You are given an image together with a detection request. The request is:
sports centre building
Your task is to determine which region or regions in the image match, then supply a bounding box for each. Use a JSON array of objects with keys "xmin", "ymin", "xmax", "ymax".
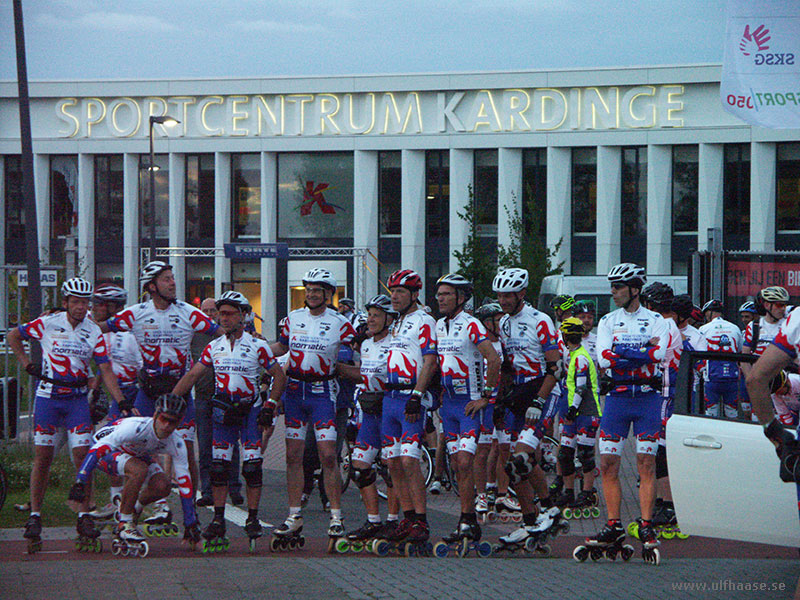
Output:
[{"xmin": 1, "ymin": 64, "xmax": 799, "ymax": 338}]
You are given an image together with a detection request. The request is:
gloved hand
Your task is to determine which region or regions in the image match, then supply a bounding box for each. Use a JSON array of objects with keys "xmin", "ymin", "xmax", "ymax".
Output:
[
  {"xmin": 525, "ymin": 397, "xmax": 545, "ymax": 422},
  {"xmin": 565, "ymin": 405, "xmax": 579, "ymax": 422},
  {"xmin": 183, "ymin": 522, "xmax": 201, "ymax": 545},
  {"xmin": 257, "ymin": 403, "xmax": 275, "ymax": 428},
  {"xmin": 68, "ymin": 481, "xmax": 86, "ymax": 503},
  {"xmin": 25, "ymin": 363, "xmax": 43, "ymax": 378}
]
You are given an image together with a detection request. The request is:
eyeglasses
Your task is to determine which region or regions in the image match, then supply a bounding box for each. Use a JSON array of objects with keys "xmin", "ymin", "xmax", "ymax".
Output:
[
  {"xmin": 611, "ymin": 283, "xmax": 627, "ymax": 290},
  {"xmin": 305, "ymin": 287, "xmax": 325, "ymax": 295}
]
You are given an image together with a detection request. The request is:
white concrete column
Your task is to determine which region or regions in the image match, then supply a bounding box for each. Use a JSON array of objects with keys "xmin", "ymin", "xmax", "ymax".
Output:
[
  {"xmin": 449, "ymin": 149, "xmax": 473, "ymax": 272},
  {"xmin": 34, "ymin": 154, "xmax": 50, "ymax": 264},
  {"xmin": 596, "ymin": 146, "xmax": 622, "ymax": 274},
  {"xmin": 354, "ymin": 150, "xmax": 379, "ymax": 300},
  {"xmin": 260, "ymin": 151, "xmax": 278, "ymax": 341},
  {"xmin": 214, "ymin": 152, "xmax": 231, "ymax": 296},
  {"xmin": 750, "ymin": 142, "xmax": 776, "ymax": 252},
  {"xmin": 697, "ymin": 143, "xmax": 724, "ymax": 251},
  {"xmin": 401, "ymin": 150, "xmax": 426, "ymax": 281},
  {"xmin": 77, "ymin": 154, "xmax": 95, "ymax": 281},
  {"xmin": 498, "ymin": 148, "xmax": 523, "ymax": 252},
  {"xmin": 647, "ymin": 145, "xmax": 672, "ymax": 275},
  {"xmin": 547, "ymin": 147, "xmax": 571, "ymax": 274},
  {"xmin": 168, "ymin": 153, "xmax": 186, "ymax": 300},
  {"xmin": 123, "ymin": 154, "xmax": 140, "ymax": 304},
  {"xmin": 0, "ymin": 156, "xmax": 6, "ymax": 326}
]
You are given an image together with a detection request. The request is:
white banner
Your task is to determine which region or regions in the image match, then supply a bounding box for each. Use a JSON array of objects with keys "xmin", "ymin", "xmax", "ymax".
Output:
[{"xmin": 721, "ymin": 0, "xmax": 800, "ymax": 129}]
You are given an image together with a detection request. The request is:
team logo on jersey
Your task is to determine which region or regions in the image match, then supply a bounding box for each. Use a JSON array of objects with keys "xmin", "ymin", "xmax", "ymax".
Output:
[{"xmin": 319, "ymin": 322, "xmax": 331, "ymax": 332}]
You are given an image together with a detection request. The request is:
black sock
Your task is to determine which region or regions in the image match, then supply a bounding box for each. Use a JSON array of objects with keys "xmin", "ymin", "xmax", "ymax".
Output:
[
  {"xmin": 462, "ymin": 512, "xmax": 477, "ymax": 525},
  {"xmin": 403, "ymin": 510, "xmax": 415, "ymax": 521},
  {"xmin": 523, "ymin": 512, "xmax": 537, "ymax": 526},
  {"xmin": 540, "ymin": 495, "xmax": 553, "ymax": 509},
  {"xmin": 248, "ymin": 509, "xmax": 258, "ymax": 520},
  {"xmin": 415, "ymin": 513, "xmax": 427, "ymax": 523},
  {"xmin": 214, "ymin": 506, "xmax": 225, "ymax": 521}
]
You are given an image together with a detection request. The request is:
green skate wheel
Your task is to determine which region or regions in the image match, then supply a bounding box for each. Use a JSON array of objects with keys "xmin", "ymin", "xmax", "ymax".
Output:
[
  {"xmin": 350, "ymin": 541, "xmax": 364, "ymax": 553},
  {"xmin": 335, "ymin": 538, "xmax": 350, "ymax": 553},
  {"xmin": 591, "ymin": 507, "xmax": 601, "ymax": 518},
  {"xmin": 676, "ymin": 531, "xmax": 689, "ymax": 540},
  {"xmin": 249, "ymin": 537, "xmax": 257, "ymax": 553},
  {"xmin": 582, "ymin": 508, "xmax": 592, "ymax": 519},
  {"xmin": 563, "ymin": 508, "xmax": 572, "ymax": 519},
  {"xmin": 661, "ymin": 528, "xmax": 675, "ymax": 540}
]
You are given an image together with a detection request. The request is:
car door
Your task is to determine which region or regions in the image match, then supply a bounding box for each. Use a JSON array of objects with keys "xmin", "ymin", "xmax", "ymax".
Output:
[{"xmin": 666, "ymin": 349, "xmax": 800, "ymax": 547}]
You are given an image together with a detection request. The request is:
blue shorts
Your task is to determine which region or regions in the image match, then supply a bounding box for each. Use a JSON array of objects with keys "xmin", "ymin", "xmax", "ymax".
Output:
[
  {"xmin": 440, "ymin": 393, "xmax": 480, "ymax": 455},
  {"xmin": 704, "ymin": 379, "xmax": 739, "ymax": 418},
  {"xmin": 477, "ymin": 403, "xmax": 494, "ymax": 444},
  {"xmin": 555, "ymin": 387, "xmax": 569, "ymax": 424},
  {"xmin": 34, "ymin": 393, "xmax": 93, "ymax": 447},
  {"xmin": 353, "ymin": 411, "xmax": 382, "ymax": 465},
  {"xmin": 212, "ymin": 404, "xmax": 262, "ymax": 462},
  {"xmin": 134, "ymin": 388, "xmax": 196, "ymax": 441},
  {"xmin": 598, "ymin": 391, "xmax": 661, "ymax": 455},
  {"xmin": 561, "ymin": 415, "xmax": 601, "ymax": 448},
  {"xmin": 106, "ymin": 385, "xmax": 139, "ymax": 421},
  {"xmin": 517, "ymin": 392, "xmax": 559, "ymax": 450},
  {"xmin": 283, "ymin": 383, "xmax": 337, "ymax": 443},
  {"xmin": 381, "ymin": 391, "xmax": 425, "ymax": 460}
]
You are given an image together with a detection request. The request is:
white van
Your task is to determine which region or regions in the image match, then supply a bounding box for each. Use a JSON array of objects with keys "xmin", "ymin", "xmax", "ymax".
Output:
[{"xmin": 537, "ymin": 274, "xmax": 689, "ymax": 323}]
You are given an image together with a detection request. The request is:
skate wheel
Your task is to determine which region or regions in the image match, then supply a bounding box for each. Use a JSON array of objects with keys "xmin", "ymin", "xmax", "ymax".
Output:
[
  {"xmin": 139, "ymin": 541, "xmax": 149, "ymax": 558},
  {"xmin": 374, "ymin": 540, "xmax": 390, "ymax": 557},
  {"xmin": 582, "ymin": 508, "xmax": 592, "ymax": 519},
  {"xmin": 573, "ymin": 545, "xmax": 589, "ymax": 562},
  {"xmin": 606, "ymin": 547, "xmax": 617, "ymax": 561},
  {"xmin": 589, "ymin": 547, "xmax": 603, "ymax": 561},
  {"xmin": 112, "ymin": 540, "xmax": 122, "ymax": 556},
  {"xmin": 591, "ymin": 507, "xmax": 601, "ymax": 518},
  {"xmin": 433, "ymin": 541, "xmax": 450, "ymax": 558},
  {"xmin": 512, "ymin": 514, "xmax": 522, "ymax": 523},
  {"xmin": 122, "ymin": 545, "xmax": 130, "ymax": 557},
  {"xmin": 487, "ymin": 511, "xmax": 497, "ymax": 523},
  {"xmin": 524, "ymin": 536, "xmax": 538, "ymax": 553},
  {"xmin": 661, "ymin": 529, "xmax": 675, "ymax": 540},
  {"xmin": 643, "ymin": 547, "xmax": 661, "ymax": 565},
  {"xmin": 171, "ymin": 524, "xmax": 180, "ymax": 535},
  {"xmin": 621, "ymin": 544, "xmax": 635, "ymax": 561},
  {"xmin": 269, "ymin": 537, "xmax": 280, "ymax": 552},
  {"xmin": 560, "ymin": 521, "xmax": 570, "ymax": 535},
  {"xmin": 335, "ymin": 538, "xmax": 350, "ymax": 553},
  {"xmin": 476, "ymin": 541, "xmax": 492, "ymax": 558},
  {"xmin": 404, "ymin": 543, "xmax": 417, "ymax": 558},
  {"xmin": 298, "ymin": 536, "xmax": 306, "ymax": 548},
  {"xmin": 677, "ymin": 531, "xmax": 689, "ymax": 540},
  {"xmin": 498, "ymin": 514, "xmax": 508, "ymax": 523},
  {"xmin": 562, "ymin": 508, "xmax": 572, "ymax": 520},
  {"xmin": 94, "ymin": 539, "xmax": 103, "ymax": 553},
  {"xmin": 350, "ymin": 541, "xmax": 363, "ymax": 553},
  {"xmin": 457, "ymin": 539, "xmax": 470, "ymax": 558},
  {"xmin": 537, "ymin": 543, "xmax": 552, "ymax": 558},
  {"xmin": 289, "ymin": 537, "xmax": 298, "ymax": 550},
  {"xmin": 144, "ymin": 525, "xmax": 152, "ymax": 537}
]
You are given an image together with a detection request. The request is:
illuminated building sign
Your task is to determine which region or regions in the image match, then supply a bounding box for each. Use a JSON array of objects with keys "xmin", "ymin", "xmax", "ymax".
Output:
[{"xmin": 54, "ymin": 85, "xmax": 686, "ymax": 138}]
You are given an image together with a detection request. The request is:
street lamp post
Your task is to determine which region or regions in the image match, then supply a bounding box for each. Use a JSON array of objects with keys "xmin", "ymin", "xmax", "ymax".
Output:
[{"xmin": 148, "ymin": 115, "xmax": 180, "ymax": 260}]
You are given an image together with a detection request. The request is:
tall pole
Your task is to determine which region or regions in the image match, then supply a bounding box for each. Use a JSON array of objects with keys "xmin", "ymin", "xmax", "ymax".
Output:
[{"xmin": 149, "ymin": 118, "xmax": 156, "ymax": 259}]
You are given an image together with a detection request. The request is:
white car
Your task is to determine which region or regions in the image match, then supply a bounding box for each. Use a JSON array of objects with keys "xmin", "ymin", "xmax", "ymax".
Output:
[{"xmin": 666, "ymin": 351, "xmax": 800, "ymax": 547}]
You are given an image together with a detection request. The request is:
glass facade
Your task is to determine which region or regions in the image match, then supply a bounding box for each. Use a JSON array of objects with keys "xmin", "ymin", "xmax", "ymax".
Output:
[
  {"xmin": 186, "ymin": 154, "xmax": 215, "ymax": 247},
  {"xmin": 473, "ymin": 150, "xmax": 498, "ymax": 253},
  {"xmin": 571, "ymin": 147, "xmax": 597, "ymax": 275},
  {"xmin": 777, "ymin": 142, "xmax": 800, "ymax": 251},
  {"xmin": 723, "ymin": 144, "xmax": 750, "ymax": 251},
  {"xmin": 671, "ymin": 145, "xmax": 699, "ymax": 274},
  {"xmin": 621, "ymin": 147, "xmax": 647, "ymax": 266},
  {"xmin": 378, "ymin": 151, "xmax": 401, "ymax": 286},
  {"xmin": 50, "ymin": 155, "xmax": 78, "ymax": 265},
  {"xmin": 425, "ymin": 150, "xmax": 449, "ymax": 306},
  {"xmin": 95, "ymin": 155, "xmax": 124, "ymax": 282},
  {"xmin": 186, "ymin": 259, "xmax": 215, "ymax": 306},
  {"xmin": 232, "ymin": 153, "xmax": 261, "ymax": 239},
  {"xmin": 522, "ymin": 148, "xmax": 547, "ymax": 239},
  {"xmin": 4, "ymin": 156, "xmax": 24, "ymax": 264},
  {"xmin": 138, "ymin": 154, "xmax": 169, "ymax": 248}
]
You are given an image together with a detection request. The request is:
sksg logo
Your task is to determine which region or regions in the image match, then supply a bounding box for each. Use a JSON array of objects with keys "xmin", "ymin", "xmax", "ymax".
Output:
[{"xmin": 754, "ymin": 53, "xmax": 795, "ymax": 65}]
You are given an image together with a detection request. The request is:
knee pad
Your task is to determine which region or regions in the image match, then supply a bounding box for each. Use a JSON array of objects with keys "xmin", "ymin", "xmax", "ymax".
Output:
[
  {"xmin": 242, "ymin": 459, "xmax": 263, "ymax": 488},
  {"xmin": 349, "ymin": 466, "xmax": 377, "ymax": 489},
  {"xmin": 655, "ymin": 445, "xmax": 668, "ymax": 479},
  {"xmin": 210, "ymin": 459, "xmax": 230, "ymax": 487},
  {"xmin": 577, "ymin": 445, "xmax": 595, "ymax": 474},
  {"xmin": 504, "ymin": 453, "xmax": 534, "ymax": 485},
  {"xmin": 557, "ymin": 445, "xmax": 576, "ymax": 477}
]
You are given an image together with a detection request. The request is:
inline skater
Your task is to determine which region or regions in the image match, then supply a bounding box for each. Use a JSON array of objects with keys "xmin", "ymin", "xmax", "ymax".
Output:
[
  {"xmin": 580, "ymin": 263, "xmax": 668, "ymax": 565},
  {"xmin": 555, "ymin": 318, "xmax": 601, "ymax": 520},
  {"xmin": 172, "ymin": 291, "xmax": 286, "ymax": 551},
  {"xmin": 574, "ymin": 300, "xmax": 598, "ymax": 364},
  {"xmin": 338, "ymin": 297, "xmax": 364, "ymax": 327},
  {"xmin": 739, "ymin": 301, "xmax": 758, "ymax": 330},
  {"xmin": 491, "ymin": 268, "xmax": 564, "ymax": 552},
  {"xmin": 382, "ymin": 269, "xmax": 438, "ymax": 552},
  {"xmin": 769, "ymin": 370, "xmax": 800, "ymax": 427},
  {"xmin": 670, "ymin": 295, "xmax": 703, "ymax": 414},
  {"xmin": 335, "ymin": 294, "xmax": 403, "ymax": 550},
  {"xmin": 434, "ymin": 274, "xmax": 500, "ymax": 551},
  {"xmin": 548, "ymin": 294, "xmax": 574, "ymax": 499},
  {"xmin": 270, "ymin": 269, "xmax": 356, "ymax": 549},
  {"xmin": 68, "ymin": 394, "xmax": 202, "ymax": 557},
  {"xmin": 698, "ymin": 300, "xmax": 743, "ymax": 419},
  {"xmin": 8, "ymin": 277, "xmax": 128, "ymax": 553},
  {"xmin": 100, "ymin": 261, "xmax": 220, "ymax": 526}
]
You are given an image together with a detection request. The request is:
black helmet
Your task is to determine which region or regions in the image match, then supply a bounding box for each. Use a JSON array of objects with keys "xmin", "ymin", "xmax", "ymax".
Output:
[
  {"xmin": 770, "ymin": 370, "xmax": 788, "ymax": 394},
  {"xmin": 550, "ymin": 295, "xmax": 575, "ymax": 313},
  {"xmin": 154, "ymin": 394, "xmax": 187, "ymax": 419},
  {"xmin": 574, "ymin": 300, "xmax": 596, "ymax": 315},
  {"xmin": 702, "ymin": 299, "xmax": 724, "ymax": 314},
  {"xmin": 475, "ymin": 302, "xmax": 503, "ymax": 321},
  {"xmin": 671, "ymin": 294, "xmax": 694, "ymax": 320},
  {"xmin": 436, "ymin": 273, "xmax": 474, "ymax": 301},
  {"xmin": 642, "ymin": 282, "xmax": 674, "ymax": 312},
  {"xmin": 365, "ymin": 294, "xmax": 398, "ymax": 317}
]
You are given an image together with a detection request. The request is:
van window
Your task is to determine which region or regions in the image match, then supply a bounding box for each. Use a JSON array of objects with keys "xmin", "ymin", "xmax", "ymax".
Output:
[{"xmin": 574, "ymin": 294, "xmax": 614, "ymax": 324}]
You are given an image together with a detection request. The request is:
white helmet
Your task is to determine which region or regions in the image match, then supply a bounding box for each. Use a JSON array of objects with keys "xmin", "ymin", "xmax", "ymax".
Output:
[
  {"xmin": 93, "ymin": 285, "xmax": 128, "ymax": 304},
  {"xmin": 607, "ymin": 263, "xmax": 646, "ymax": 288},
  {"xmin": 365, "ymin": 294, "xmax": 398, "ymax": 317},
  {"xmin": 302, "ymin": 268, "xmax": 337, "ymax": 290},
  {"xmin": 759, "ymin": 286, "xmax": 790, "ymax": 303},
  {"xmin": 215, "ymin": 290, "xmax": 250, "ymax": 312},
  {"xmin": 140, "ymin": 261, "xmax": 172, "ymax": 287},
  {"xmin": 62, "ymin": 277, "xmax": 93, "ymax": 299},
  {"xmin": 492, "ymin": 268, "xmax": 529, "ymax": 293}
]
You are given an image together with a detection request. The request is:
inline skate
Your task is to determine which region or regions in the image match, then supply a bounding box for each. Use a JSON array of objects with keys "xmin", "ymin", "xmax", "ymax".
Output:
[
  {"xmin": 651, "ymin": 502, "xmax": 688, "ymax": 540},
  {"xmin": 373, "ymin": 518, "xmax": 431, "ymax": 556},
  {"xmin": 335, "ymin": 520, "xmax": 383, "ymax": 553},
  {"xmin": 434, "ymin": 520, "xmax": 492, "ymax": 558},
  {"xmin": 112, "ymin": 522, "xmax": 149, "ymax": 557},
  {"xmin": 554, "ymin": 489, "xmax": 574, "ymax": 518},
  {"xmin": 638, "ymin": 521, "xmax": 661, "ymax": 564},
  {"xmin": 244, "ymin": 516, "xmax": 263, "ymax": 553},
  {"xmin": 75, "ymin": 514, "xmax": 102, "ymax": 553},
  {"xmin": 23, "ymin": 514, "xmax": 43, "ymax": 554},
  {"xmin": 271, "ymin": 514, "xmax": 305, "ymax": 551},
  {"xmin": 486, "ymin": 494, "xmax": 522, "ymax": 523},
  {"xmin": 143, "ymin": 502, "xmax": 179, "ymax": 537},
  {"xmin": 327, "ymin": 515, "xmax": 345, "ymax": 553},
  {"xmin": 573, "ymin": 521, "xmax": 634, "ymax": 562},
  {"xmin": 565, "ymin": 488, "xmax": 601, "ymax": 520},
  {"xmin": 201, "ymin": 518, "xmax": 230, "ymax": 553},
  {"xmin": 475, "ymin": 493, "xmax": 489, "ymax": 523}
]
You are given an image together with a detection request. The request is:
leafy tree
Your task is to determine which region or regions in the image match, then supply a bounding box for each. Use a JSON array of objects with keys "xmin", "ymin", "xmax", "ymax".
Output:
[{"xmin": 452, "ymin": 186, "xmax": 497, "ymax": 305}]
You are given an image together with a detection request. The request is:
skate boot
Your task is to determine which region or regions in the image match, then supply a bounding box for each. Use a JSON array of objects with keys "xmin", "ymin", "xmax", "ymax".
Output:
[
  {"xmin": 112, "ymin": 521, "xmax": 149, "ymax": 557},
  {"xmin": 568, "ymin": 488, "xmax": 601, "ymax": 520},
  {"xmin": 475, "ymin": 493, "xmax": 489, "ymax": 523},
  {"xmin": 489, "ymin": 494, "xmax": 522, "ymax": 523},
  {"xmin": 201, "ymin": 518, "xmax": 230, "ymax": 553},
  {"xmin": 336, "ymin": 520, "xmax": 382, "ymax": 553},
  {"xmin": 492, "ymin": 523, "xmax": 547, "ymax": 556},
  {"xmin": 143, "ymin": 501, "xmax": 179, "ymax": 537},
  {"xmin": 529, "ymin": 505, "xmax": 569, "ymax": 544},
  {"xmin": 574, "ymin": 520, "xmax": 634, "ymax": 562},
  {"xmin": 638, "ymin": 520, "xmax": 661, "ymax": 565},
  {"xmin": 654, "ymin": 503, "xmax": 687, "ymax": 540},
  {"xmin": 404, "ymin": 520, "xmax": 432, "ymax": 556},
  {"xmin": 485, "ymin": 485, "xmax": 497, "ymax": 510},
  {"xmin": 327, "ymin": 515, "xmax": 345, "ymax": 553},
  {"xmin": 23, "ymin": 514, "xmax": 43, "ymax": 554},
  {"xmin": 428, "ymin": 478, "xmax": 443, "ymax": 495},
  {"xmin": 435, "ymin": 520, "xmax": 491, "ymax": 558},
  {"xmin": 244, "ymin": 516, "xmax": 263, "ymax": 553},
  {"xmin": 89, "ymin": 493, "xmax": 120, "ymax": 521},
  {"xmin": 554, "ymin": 489, "xmax": 575, "ymax": 518},
  {"xmin": 373, "ymin": 517, "xmax": 414, "ymax": 556},
  {"xmin": 548, "ymin": 474, "xmax": 563, "ymax": 497},
  {"xmin": 271, "ymin": 514, "xmax": 305, "ymax": 552},
  {"xmin": 75, "ymin": 514, "xmax": 102, "ymax": 553}
]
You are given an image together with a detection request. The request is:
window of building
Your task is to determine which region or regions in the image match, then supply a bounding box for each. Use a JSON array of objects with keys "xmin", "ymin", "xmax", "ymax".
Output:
[
  {"xmin": 474, "ymin": 150, "xmax": 498, "ymax": 253},
  {"xmin": 95, "ymin": 155, "xmax": 124, "ymax": 282},
  {"xmin": 378, "ymin": 151, "xmax": 401, "ymax": 285},
  {"xmin": 232, "ymin": 261, "xmax": 263, "ymax": 335},
  {"xmin": 522, "ymin": 148, "xmax": 547, "ymax": 239},
  {"xmin": 621, "ymin": 147, "xmax": 647, "ymax": 266},
  {"xmin": 186, "ymin": 154, "xmax": 215, "ymax": 247},
  {"xmin": 723, "ymin": 144, "xmax": 750, "ymax": 251},
  {"xmin": 571, "ymin": 147, "xmax": 597, "ymax": 275},
  {"xmin": 425, "ymin": 150, "xmax": 449, "ymax": 305},
  {"xmin": 4, "ymin": 156, "xmax": 24, "ymax": 264},
  {"xmin": 672, "ymin": 145, "xmax": 699, "ymax": 274},
  {"xmin": 186, "ymin": 259, "xmax": 215, "ymax": 307},
  {"xmin": 139, "ymin": 154, "xmax": 169, "ymax": 249},
  {"xmin": 49, "ymin": 155, "xmax": 78, "ymax": 265},
  {"xmin": 277, "ymin": 152, "xmax": 354, "ymax": 240},
  {"xmin": 777, "ymin": 142, "xmax": 800, "ymax": 251},
  {"xmin": 232, "ymin": 153, "xmax": 261, "ymax": 239}
]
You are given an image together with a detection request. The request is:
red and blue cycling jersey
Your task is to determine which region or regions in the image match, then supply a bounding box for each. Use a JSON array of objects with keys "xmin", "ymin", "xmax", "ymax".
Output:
[
  {"xmin": 436, "ymin": 311, "xmax": 489, "ymax": 400},
  {"xmin": 773, "ymin": 309, "xmax": 800, "ymax": 366},
  {"xmin": 200, "ymin": 331, "xmax": 277, "ymax": 403},
  {"xmin": 697, "ymin": 316, "xmax": 743, "ymax": 381},
  {"xmin": 386, "ymin": 309, "xmax": 437, "ymax": 389},
  {"xmin": 498, "ymin": 304, "xmax": 557, "ymax": 384}
]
